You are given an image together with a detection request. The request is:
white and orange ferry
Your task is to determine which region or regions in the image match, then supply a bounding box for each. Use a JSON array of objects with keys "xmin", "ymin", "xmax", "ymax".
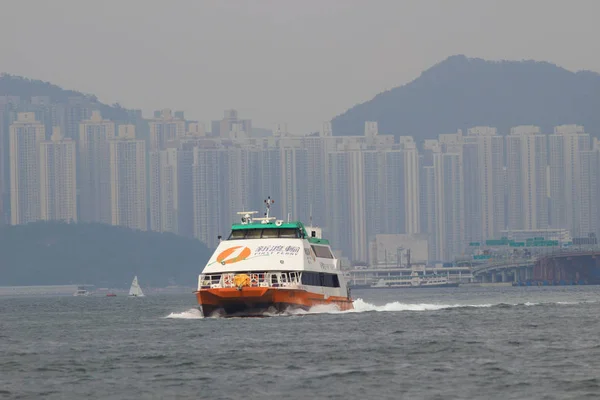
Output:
[{"xmin": 195, "ymin": 198, "xmax": 353, "ymax": 317}]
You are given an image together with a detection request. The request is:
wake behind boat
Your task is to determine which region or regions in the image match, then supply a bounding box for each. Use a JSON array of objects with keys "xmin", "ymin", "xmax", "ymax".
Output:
[
  {"xmin": 195, "ymin": 198, "xmax": 353, "ymax": 317},
  {"xmin": 129, "ymin": 276, "xmax": 145, "ymax": 297}
]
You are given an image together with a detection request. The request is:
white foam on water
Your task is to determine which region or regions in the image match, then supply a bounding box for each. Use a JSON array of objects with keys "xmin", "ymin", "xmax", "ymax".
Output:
[
  {"xmin": 280, "ymin": 299, "xmax": 494, "ymax": 316},
  {"xmin": 305, "ymin": 304, "xmax": 344, "ymax": 314},
  {"xmin": 165, "ymin": 308, "xmax": 204, "ymax": 319},
  {"xmin": 348, "ymin": 298, "xmax": 494, "ymax": 313},
  {"xmin": 347, "ymin": 299, "xmax": 595, "ymax": 313},
  {"xmin": 165, "ymin": 298, "xmax": 589, "ymax": 319},
  {"xmin": 262, "ymin": 304, "xmax": 342, "ymax": 317},
  {"xmin": 285, "ymin": 304, "xmax": 343, "ymax": 315}
]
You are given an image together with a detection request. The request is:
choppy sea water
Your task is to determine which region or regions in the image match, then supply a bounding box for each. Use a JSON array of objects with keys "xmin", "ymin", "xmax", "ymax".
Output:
[{"xmin": 1, "ymin": 286, "xmax": 600, "ymax": 400}]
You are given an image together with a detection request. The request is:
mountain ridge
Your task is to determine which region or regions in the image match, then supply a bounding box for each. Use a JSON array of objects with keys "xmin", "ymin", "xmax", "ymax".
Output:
[
  {"xmin": 0, "ymin": 73, "xmax": 136, "ymax": 122},
  {"xmin": 331, "ymin": 55, "xmax": 600, "ymax": 139}
]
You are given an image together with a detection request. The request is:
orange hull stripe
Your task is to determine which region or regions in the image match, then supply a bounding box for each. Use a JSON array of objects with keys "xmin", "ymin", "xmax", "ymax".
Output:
[{"xmin": 196, "ymin": 288, "xmax": 354, "ymax": 311}]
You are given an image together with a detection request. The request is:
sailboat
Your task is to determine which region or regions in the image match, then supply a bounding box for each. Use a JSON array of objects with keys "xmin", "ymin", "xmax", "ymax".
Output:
[{"xmin": 128, "ymin": 276, "xmax": 145, "ymax": 297}]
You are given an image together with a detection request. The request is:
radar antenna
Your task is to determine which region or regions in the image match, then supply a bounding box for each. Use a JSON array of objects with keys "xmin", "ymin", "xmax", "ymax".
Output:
[{"xmin": 264, "ymin": 196, "xmax": 275, "ymax": 219}]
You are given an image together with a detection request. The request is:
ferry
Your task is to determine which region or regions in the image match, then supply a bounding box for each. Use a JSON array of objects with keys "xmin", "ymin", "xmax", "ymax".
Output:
[
  {"xmin": 370, "ymin": 270, "xmax": 459, "ymax": 289},
  {"xmin": 195, "ymin": 198, "xmax": 353, "ymax": 317},
  {"xmin": 73, "ymin": 286, "xmax": 90, "ymax": 296}
]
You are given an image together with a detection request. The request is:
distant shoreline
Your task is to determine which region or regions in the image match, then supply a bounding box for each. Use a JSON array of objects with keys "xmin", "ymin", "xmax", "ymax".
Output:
[{"xmin": 0, "ymin": 285, "xmax": 196, "ymax": 296}]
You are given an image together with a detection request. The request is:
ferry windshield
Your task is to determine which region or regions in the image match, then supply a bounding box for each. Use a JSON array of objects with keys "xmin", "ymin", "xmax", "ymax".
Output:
[{"xmin": 227, "ymin": 228, "xmax": 302, "ymax": 240}]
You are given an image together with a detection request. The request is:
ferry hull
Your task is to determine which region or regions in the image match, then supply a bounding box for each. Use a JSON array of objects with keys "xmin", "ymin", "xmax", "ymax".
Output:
[{"xmin": 195, "ymin": 287, "xmax": 353, "ymax": 317}]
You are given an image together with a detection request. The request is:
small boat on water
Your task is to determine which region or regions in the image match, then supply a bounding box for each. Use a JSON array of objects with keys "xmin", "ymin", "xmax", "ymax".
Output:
[
  {"xmin": 195, "ymin": 198, "xmax": 353, "ymax": 317},
  {"xmin": 128, "ymin": 276, "xmax": 145, "ymax": 297},
  {"xmin": 106, "ymin": 293, "xmax": 117, "ymax": 297},
  {"xmin": 73, "ymin": 286, "xmax": 90, "ymax": 296}
]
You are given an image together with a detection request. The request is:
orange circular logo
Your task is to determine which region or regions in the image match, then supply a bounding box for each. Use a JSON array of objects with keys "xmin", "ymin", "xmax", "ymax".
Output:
[{"xmin": 216, "ymin": 246, "xmax": 251, "ymax": 265}]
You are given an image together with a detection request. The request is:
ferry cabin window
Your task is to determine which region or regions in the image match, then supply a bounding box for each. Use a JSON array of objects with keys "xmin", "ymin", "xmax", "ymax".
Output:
[
  {"xmin": 261, "ymin": 228, "xmax": 279, "ymax": 238},
  {"xmin": 227, "ymin": 228, "xmax": 301, "ymax": 239},
  {"xmin": 245, "ymin": 229, "xmax": 262, "ymax": 239},
  {"xmin": 332, "ymin": 275, "xmax": 340, "ymax": 287},
  {"xmin": 279, "ymin": 228, "xmax": 299, "ymax": 238},
  {"xmin": 301, "ymin": 272, "xmax": 340, "ymax": 288},
  {"xmin": 230, "ymin": 230, "xmax": 246, "ymax": 239},
  {"xmin": 311, "ymin": 245, "xmax": 333, "ymax": 259}
]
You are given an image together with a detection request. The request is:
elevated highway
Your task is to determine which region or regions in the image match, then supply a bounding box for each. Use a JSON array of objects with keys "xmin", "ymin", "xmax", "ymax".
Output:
[
  {"xmin": 534, "ymin": 250, "xmax": 600, "ymax": 283},
  {"xmin": 471, "ymin": 249, "xmax": 600, "ymax": 284},
  {"xmin": 472, "ymin": 258, "xmax": 535, "ymax": 283}
]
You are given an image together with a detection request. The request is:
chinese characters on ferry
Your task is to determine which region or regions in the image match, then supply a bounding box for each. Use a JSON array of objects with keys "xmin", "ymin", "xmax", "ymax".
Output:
[{"xmin": 254, "ymin": 245, "xmax": 301, "ymax": 256}]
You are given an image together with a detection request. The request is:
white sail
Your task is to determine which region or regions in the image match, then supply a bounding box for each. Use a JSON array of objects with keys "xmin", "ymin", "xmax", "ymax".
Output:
[{"xmin": 128, "ymin": 276, "xmax": 145, "ymax": 297}]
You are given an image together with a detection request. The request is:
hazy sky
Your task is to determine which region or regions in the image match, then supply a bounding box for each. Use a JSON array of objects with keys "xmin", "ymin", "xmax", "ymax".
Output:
[{"xmin": 1, "ymin": 0, "xmax": 599, "ymax": 134}]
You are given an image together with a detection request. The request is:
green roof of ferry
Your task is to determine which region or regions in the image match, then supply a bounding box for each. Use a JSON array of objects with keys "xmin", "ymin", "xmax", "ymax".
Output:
[{"xmin": 231, "ymin": 220, "xmax": 329, "ymax": 245}]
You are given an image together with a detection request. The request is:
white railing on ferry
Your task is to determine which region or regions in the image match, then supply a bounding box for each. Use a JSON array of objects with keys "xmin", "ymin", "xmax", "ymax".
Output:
[{"xmin": 199, "ymin": 272, "xmax": 302, "ymax": 289}]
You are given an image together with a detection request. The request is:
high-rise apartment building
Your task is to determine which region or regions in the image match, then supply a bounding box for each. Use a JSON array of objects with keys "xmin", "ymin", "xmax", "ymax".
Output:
[
  {"xmin": 364, "ymin": 121, "xmax": 379, "ymax": 138},
  {"xmin": 578, "ymin": 145, "xmax": 600, "ymax": 238},
  {"xmin": 28, "ymin": 96, "xmax": 67, "ymax": 140},
  {"xmin": 174, "ymin": 128, "xmax": 217, "ymax": 239},
  {"xmin": 39, "ymin": 128, "xmax": 77, "ymax": 222},
  {"xmin": 400, "ymin": 137, "xmax": 421, "ymax": 235},
  {"xmin": 463, "ymin": 127, "xmax": 505, "ymax": 241},
  {"xmin": 9, "ymin": 112, "xmax": 45, "ymax": 225},
  {"xmin": 174, "ymin": 146, "xmax": 196, "ymax": 239},
  {"xmin": 326, "ymin": 151, "xmax": 351, "ymax": 260},
  {"xmin": 192, "ymin": 147, "xmax": 225, "ymax": 249},
  {"xmin": 548, "ymin": 125, "xmax": 590, "ymax": 235},
  {"xmin": 506, "ymin": 126, "xmax": 548, "ymax": 230},
  {"xmin": 433, "ymin": 150, "xmax": 464, "ymax": 261},
  {"xmin": 149, "ymin": 147, "xmax": 179, "ymax": 233},
  {"xmin": 211, "ymin": 109, "xmax": 252, "ymax": 138},
  {"xmin": 382, "ymin": 150, "xmax": 403, "ymax": 235},
  {"xmin": 0, "ymin": 96, "xmax": 20, "ymax": 222},
  {"xmin": 327, "ymin": 150, "xmax": 368, "ymax": 263},
  {"xmin": 322, "ymin": 122, "xmax": 403, "ymax": 263},
  {"xmin": 280, "ymin": 144, "xmax": 310, "ymax": 223},
  {"xmin": 346, "ymin": 151, "xmax": 369, "ymax": 263},
  {"xmin": 302, "ymin": 122, "xmax": 332, "ymax": 227},
  {"xmin": 192, "ymin": 141, "xmax": 268, "ymax": 248},
  {"xmin": 420, "ymin": 163, "xmax": 437, "ymax": 261},
  {"xmin": 363, "ymin": 149, "xmax": 386, "ymax": 248},
  {"xmin": 65, "ymin": 96, "xmax": 93, "ymax": 140},
  {"xmin": 149, "ymin": 109, "xmax": 186, "ymax": 151},
  {"xmin": 273, "ymin": 123, "xmax": 288, "ymax": 137},
  {"xmin": 462, "ymin": 137, "xmax": 481, "ymax": 242},
  {"xmin": 225, "ymin": 146, "xmax": 253, "ymax": 225},
  {"xmin": 256, "ymin": 146, "xmax": 283, "ymax": 218},
  {"xmin": 425, "ymin": 132, "xmax": 465, "ymax": 261},
  {"xmin": 78, "ymin": 110, "xmax": 115, "ymax": 223},
  {"xmin": 109, "ymin": 125, "xmax": 147, "ymax": 231}
]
